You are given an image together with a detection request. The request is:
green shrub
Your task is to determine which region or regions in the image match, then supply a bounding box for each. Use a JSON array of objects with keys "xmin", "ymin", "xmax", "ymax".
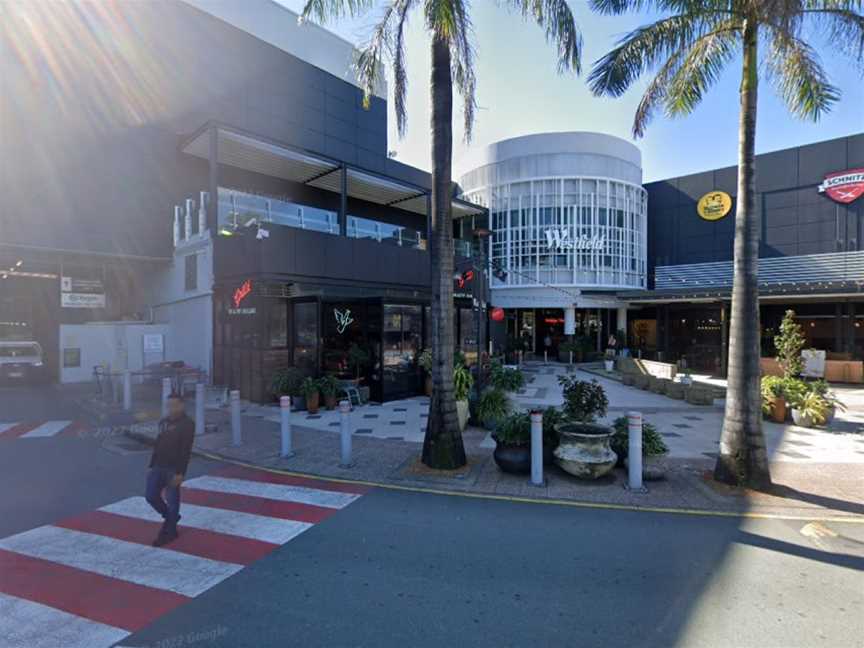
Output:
[
  {"xmin": 477, "ymin": 388, "xmax": 510, "ymax": 425},
  {"xmin": 540, "ymin": 407, "xmax": 565, "ymax": 447},
  {"xmin": 347, "ymin": 343, "xmax": 370, "ymax": 379},
  {"xmin": 610, "ymin": 416, "xmax": 668, "ymax": 460},
  {"xmin": 557, "ymin": 375, "xmax": 608, "ymax": 422},
  {"xmin": 270, "ymin": 367, "xmax": 304, "ymax": 397},
  {"xmin": 775, "ymin": 310, "xmax": 805, "ymax": 379},
  {"xmin": 318, "ymin": 374, "xmax": 340, "ymax": 397},
  {"xmin": 301, "ymin": 376, "xmax": 320, "ymax": 398},
  {"xmin": 493, "ymin": 412, "xmax": 531, "ymax": 447},
  {"xmin": 490, "ymin": 361, "xmax": 525, "ymax": 392},
  {"xmin": 454, "ymin": 364, "xmax": 474, "ymax": 401},
  {"xmin": 418, "ymin": 348, "xmax": 432, "ymax": 372}
]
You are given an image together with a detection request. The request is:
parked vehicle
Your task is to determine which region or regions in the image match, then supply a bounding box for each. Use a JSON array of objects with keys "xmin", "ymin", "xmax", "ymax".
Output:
[{"xmin": 0, "ymin": 341, "xmax": 47, "ymax": 384}]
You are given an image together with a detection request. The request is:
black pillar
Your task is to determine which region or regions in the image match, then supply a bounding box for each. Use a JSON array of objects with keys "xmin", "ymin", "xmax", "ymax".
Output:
[
  {"xmin": 338, "ymin": 165, "xmax": 347, "ymax": 236},
  {"xmin": 207, "ymin": 127, "xmax": 219, "ymax": 231}
]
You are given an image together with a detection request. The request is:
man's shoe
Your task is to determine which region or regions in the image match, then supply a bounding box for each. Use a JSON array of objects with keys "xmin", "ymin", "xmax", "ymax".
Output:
[{"xmin": 152, "ymin": 527, "xmax": 178, "ymax": 547}]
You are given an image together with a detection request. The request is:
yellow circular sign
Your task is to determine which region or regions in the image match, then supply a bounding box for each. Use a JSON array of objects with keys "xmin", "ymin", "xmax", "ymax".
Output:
[{"xmin": 697, "ymin": 191, "xmax": 732, "ymax": 221}]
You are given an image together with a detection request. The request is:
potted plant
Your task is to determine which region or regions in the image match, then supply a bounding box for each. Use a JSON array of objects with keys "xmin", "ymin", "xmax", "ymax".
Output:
[
  {"xmin": 610, "ymin": 416, "xmax": 668, "ymax": 479},
  {"xmin": 302, "ymin": 376, "xmax": 321, "ymax": 414},
  {"xmin": 760, "ymin": 376, "xmax": 787, "ymax": 423},
  {"xmin": 454, "ymin": 363, "xmax": 474, "ymax": 432},
  {"xmin": 319, "ymin": 374, "xmax": 340, "ymax": 410},
  {"xmin": 418, "ymin": 348, "xmax": 433, "ymax": 396},
  {"xmin": 476, "ymin": 387, "xmax": 510, "ymax": 430},
  {"xmin": 347, "ymin": 343, "xmax": 370, "ymax": 383},
  {"xmin": 553, "ymin": 376, "xmax": 615, "ymax": 479},
  {"xmin": 489, "ymin": 361, "xmax": 525, "ymax": 392},
  {"xmin": 540, "ymin": 407, "xmax": 565, "ymax": 465},
  {"xmin": 789, "ymin": 390, "xmax": 829, "ymax": 428},
  {"xmin": 558, "ymin": 339, "xmax": 577, "ymax": 363},
  {"xmin": 809, "ymin": 379, "xmax": 846, "ymax": 424},
  {"xmin": 492, "ymin": 412, "xmax": 531, "ymax": 474},
  {"xmin": 270, "ymin": 367, "xmax": 304, "ymax": 402}
]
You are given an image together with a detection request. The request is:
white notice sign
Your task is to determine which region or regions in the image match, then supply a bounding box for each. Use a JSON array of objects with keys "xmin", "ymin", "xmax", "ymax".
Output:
[
  {"xmin": 61, "ymin": 292, "xmax": 106, "ymax": 309},
  {"xmin": 801, "ymin": 349, "xmax": 826, "ymax": 379},
  {"xmin": 143, "ymin": 334, "xmax": 164, "ymax": 353}
]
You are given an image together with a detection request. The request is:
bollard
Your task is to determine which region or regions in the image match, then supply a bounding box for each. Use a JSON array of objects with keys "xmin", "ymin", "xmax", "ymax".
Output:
[
  {"xmin": 230, "ymin": 390, "xmax": 241, "ymax": 446},
  {"xmin": 339, "ymin": 399, "xmax": 352, "ymax": 467},
  {"xmin": 627, "ymin": 411, "xmax": 644, "ymax": 491},
  {"xmin": 161, "ymin": 377, "xmax": 171, "ymax": 418},
  {"xmin": 280, "ymin": 395, "xmax": 294, "ymax": 458},
  {"xmin": 529, "ymin": 410, "xmax": 544, "ymax": 486},
  {"xmin": 123, "ymin": 370, "xmax": 132, "ymax": 412},
  {"xmin": 569, "ymin": 350, "xmax": 573, "ymax": 366},
  {"xmin": 194, "ymin": 383, "xmax": 205, "ymax": 436},
  {"xmin": 544, "ymin": 350, "xmax": 548, "ymax": 365},
  {"xmin": 517, "ymin": 350, "xmax": 522, "ymax": 367}
]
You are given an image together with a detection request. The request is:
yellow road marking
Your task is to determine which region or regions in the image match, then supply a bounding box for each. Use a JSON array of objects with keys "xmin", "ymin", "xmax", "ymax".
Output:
[{"xmin": 197, "ymin": 451, "xmax": 864, "ymax": 524}]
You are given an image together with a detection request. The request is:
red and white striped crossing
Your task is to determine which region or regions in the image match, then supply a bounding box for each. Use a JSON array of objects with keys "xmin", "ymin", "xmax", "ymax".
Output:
[
  {"xmin": 0, "ymin": 420, "xmax": 90, "ymax": 439},
  {"xmin": 0, "ymin": 465, "xmax": 370, "ymax": 647}
]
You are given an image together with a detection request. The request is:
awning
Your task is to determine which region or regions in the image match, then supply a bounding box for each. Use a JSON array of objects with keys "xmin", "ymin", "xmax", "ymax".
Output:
[
  {"xmin": 181, "ymin": 123, "xmax": 484, "ymax": 218},
  {"xmin": 619, "ymin": 279, "xmax": 864, "ymax": 304}
]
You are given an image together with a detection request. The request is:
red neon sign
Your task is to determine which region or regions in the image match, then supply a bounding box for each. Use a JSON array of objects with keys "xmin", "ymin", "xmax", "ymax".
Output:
[{"xmin": 233, "ymin": 279, "xmax": 252, "ymax": 308}]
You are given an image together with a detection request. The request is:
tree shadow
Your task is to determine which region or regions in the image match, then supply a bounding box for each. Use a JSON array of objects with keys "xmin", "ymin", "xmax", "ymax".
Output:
[
  {"xmin": 754, "ymin": 483, "xmax": 864, "ymax": 516},
  {"xmin": 735, "ymin": 530, "xmax": 864, "ymax": 571}
]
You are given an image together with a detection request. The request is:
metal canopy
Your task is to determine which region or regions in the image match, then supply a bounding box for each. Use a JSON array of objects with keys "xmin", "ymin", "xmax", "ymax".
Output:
[{"xmin": 181, "ymin": 124, "xmax": 485, "ymax": 217}]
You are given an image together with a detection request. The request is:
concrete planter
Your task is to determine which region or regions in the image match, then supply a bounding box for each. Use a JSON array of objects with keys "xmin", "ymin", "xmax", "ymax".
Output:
[
  {"xmin": 634, "ymin": 374, "xmax": 650, "ymax": 390},
  {"xmin": 685, "ymin": 387, "xmax": 714, "ymax": 406},
  {"xmin": 649, "ymin": 376, "xmax": 669, "ymax": 394},
  {"xmin": 621, "ymin": 374, "xmax": 636, "ymax": 387},
  {"xmin": 791, "ymin": 408, "xmax": 817, "ymax": 428},
  {"xmin": 665, "ymin": 382, "xmax": 685, "ymax": 399},
  {"xmin": 456, "ymin": 400, "xmax": 470, "ymax": 431},
  {"xmin": 553, "ymin": 422, "xmax": 617, "ymax": 480}
]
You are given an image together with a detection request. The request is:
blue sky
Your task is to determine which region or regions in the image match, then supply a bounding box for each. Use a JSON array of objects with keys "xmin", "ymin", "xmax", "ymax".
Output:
[{"xmin": 279, "ymin": 1, "xmax": 864, "ymax": 182}]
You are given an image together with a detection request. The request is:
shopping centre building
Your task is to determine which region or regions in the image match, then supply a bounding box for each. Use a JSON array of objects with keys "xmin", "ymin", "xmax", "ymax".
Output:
[
  {"xmin": 0, "ymin": 0, "xmax": 487, "ymax": 401},
  {"xmin": 459, "ymin": 131, "xmax": 864, "ymax": 378}
]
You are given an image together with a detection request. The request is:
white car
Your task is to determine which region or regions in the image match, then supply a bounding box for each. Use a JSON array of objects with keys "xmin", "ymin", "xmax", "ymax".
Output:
[{"xmin": 0, "ymin": 341, "xmax": 47, "ymax": 384}]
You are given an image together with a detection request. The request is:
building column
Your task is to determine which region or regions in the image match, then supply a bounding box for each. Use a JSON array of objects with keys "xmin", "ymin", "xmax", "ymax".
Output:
[
  {"xmin": 339, "ymin": 164, "xmax": 348, "ymax": 236},
  {"xmin": 595, "ymin": 308, "xmax": 602, "ymax": 352},
  {"xmin": 564, "ymin": 307, "xmax": 576, "ymax": 336},
  {"xmin": 207, "ymin": 126, "xmax": 219, "ymax": 231},
  {"xmin": 720, "ymin": 302, "xmax": 729, "ymax": 378},
  {"xmin": 616, "ymin": 306, "xmax": 627, "ymax": 337}
]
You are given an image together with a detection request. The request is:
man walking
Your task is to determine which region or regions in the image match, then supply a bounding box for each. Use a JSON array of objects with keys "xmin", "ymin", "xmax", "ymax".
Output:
[{"xmin": 145, "ymin": 392, "xmax": 194, "ymax": 546}]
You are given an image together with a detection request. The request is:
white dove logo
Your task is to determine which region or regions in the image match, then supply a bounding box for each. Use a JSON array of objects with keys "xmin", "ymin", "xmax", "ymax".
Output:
[{"xmin": 334, "ymin": 309, "xmax": 354, "ymax": 334}]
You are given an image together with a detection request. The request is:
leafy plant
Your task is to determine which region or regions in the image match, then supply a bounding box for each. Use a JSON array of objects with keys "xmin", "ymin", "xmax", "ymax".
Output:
[
  {"xmin": 454, "ymin": 349, "xmax": 467, "ymax": 368},
  {"xmin": 453, "ymin": 363, "xmax": 473, "ymax": 401},
  {"xmin": 540, "ymin": 407, "xmax": 565, "ymax": 448},
  {"xmin": 782, "ymin": 377, "xmax": 810, "ymax": 408},
  {"xmin": 270, "ymin": 367, "xmax": 305, "ymax": 397},
  {"xmin": 791, "ymin": 391, "xmax": 830, "ymax": 426},
  {"xmin": 489, "ymin": 361, "xmax": 525, "ymax": 392},
  {"xmin": 557, "ymin": 376, "xmax": 608, "ymax": 422},
  {"xmin": 610, "ymin": 416, "xmax": 668, "ymax": 461},
  {"xmin": 318, "ymin": 374, "xmax": 340, "ymax": 397},
  {"xmin": 418, "ymin": 348, "xmax": 432, "ymax": 373},
  {"xmin": 347, "ymin": 343, "xmax": 370, "ymax": 379},
  {"xmin": 476, "ymin": 388, "xmax": 510, "ymax": 426},
  {"xmin": 809, "ymin": 379, "xmax": 846, "ymax": 414},
  {"xmin": 775, "ymin": 310, "xmax": 805, "ymax": 379},
  {"xmin": 493, "ymin": 412, "xmax": 531, "ymax": 447},
  {"xmin": 301, "ymin": 376, "xmax": 320, "ymax": 398}
]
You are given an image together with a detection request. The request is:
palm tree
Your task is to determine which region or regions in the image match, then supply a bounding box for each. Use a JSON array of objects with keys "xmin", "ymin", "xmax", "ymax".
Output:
[
  {"xmin": 588, "ymin": 0, "xmax": 864, "ymax": 487},
  {"xmin": 302, "ymin": 0, "xmax": 583, "ymax": 468}
]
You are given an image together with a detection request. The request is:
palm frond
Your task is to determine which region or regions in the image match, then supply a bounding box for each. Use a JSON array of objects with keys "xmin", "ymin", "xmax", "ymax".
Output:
[
  {"xmin": 588, "ymin": 13, "xmax": 720, "ymax": 97},
  {"xmin": 507, "ymin": 0, "xmax": 583, "ymax": 72},
  {"xmin": 301, "ymin": 0, "xmax": 377, "ymax": 23},
  {"xmin": 449, "ymin": 0, "xmax": 478, "ymax": 140},
  {"xmin": 801, "ymin": 5, "xmax": 864, "ymax": 64},
  {"xmin": 764, "ymin": 26, "xmax": 841, "ymax": 120},
  {"xmin": 392, "ymin": 0, "xmax": 415, "ymax": 135}
]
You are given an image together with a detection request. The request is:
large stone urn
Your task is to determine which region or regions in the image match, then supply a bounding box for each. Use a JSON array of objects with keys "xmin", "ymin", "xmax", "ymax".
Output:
[{"xmin": 554, "ymin": 422, "xmax": 618, "ymax": 480}]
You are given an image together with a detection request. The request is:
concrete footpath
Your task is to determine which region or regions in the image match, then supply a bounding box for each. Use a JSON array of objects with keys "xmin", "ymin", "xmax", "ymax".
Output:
[{"xmin": 116, "ymin": 388, "xmax": 864, "ymax": 522}]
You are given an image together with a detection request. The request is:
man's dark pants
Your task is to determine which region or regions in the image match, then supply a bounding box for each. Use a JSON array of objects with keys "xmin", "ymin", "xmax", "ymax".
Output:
[{"xmin": 145, "ymin": 466, "xmax": 180, "ymax": 532}]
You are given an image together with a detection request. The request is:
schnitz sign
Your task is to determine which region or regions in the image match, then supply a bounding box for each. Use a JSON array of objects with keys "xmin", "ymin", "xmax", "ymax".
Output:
[{"xmin": 818, "ymin": 168, "xmax": 864, "ymax": 204}]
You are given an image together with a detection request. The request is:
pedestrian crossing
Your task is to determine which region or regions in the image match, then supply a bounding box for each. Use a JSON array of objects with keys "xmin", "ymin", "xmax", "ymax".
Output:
[
  {"xmin": 0, "ymin": 465, "xmax": 370, "ymax": 648},
  {"xmin": 0, "ymin": 420, "xmax": 88, "ymax": 439}
]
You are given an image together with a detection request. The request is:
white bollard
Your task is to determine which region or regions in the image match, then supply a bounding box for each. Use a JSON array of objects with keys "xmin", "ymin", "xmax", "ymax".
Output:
[
  {"xmin": 230, "ymin": 390, "xmax": 241, "ymax": 446},
  {"xmin": 195, "ymin": 383, "xmax": 205, "ymax": 436},
  {"xmin": 280, "ymin": 395, "xmax": 294, "ymax": 458},
  {"xmin": 339, "ymin": 399, "xmax": 352, "ymax": 467},
  {"xmin": 530, "ymin": 410, "xmax": 544, "ymax": 487},
  {"xmin": 161, "ymin": 377, "xmax": 171, "ymax": 418},
  {"xmin": 544, "ymin": 350, "xmax": 548, "ymax": 364},
  {"xmin": 627, "ymin": 411, "xmax": 644, "ymax": 491},
  {"xmin": 569, "ymin": 350, "xmax": 573, "ymax": 366},
  {"xmin": 123, "ymin": 370, "xmax": 132, "ymax": 412}
]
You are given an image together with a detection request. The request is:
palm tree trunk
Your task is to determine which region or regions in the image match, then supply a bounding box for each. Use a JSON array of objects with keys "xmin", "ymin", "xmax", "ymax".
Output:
[
  {"xmin": 714, "ymin": 17, "xmax": 771, "ymax": 488},
  {"xmin": 422, "ymin": 33, "xmax": 466, "ymax": 469}
]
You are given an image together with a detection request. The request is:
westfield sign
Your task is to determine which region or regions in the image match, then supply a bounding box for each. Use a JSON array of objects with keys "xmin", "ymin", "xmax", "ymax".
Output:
[
  {"xmin": 818, "ymin": 168, "xmax": 864, "ymax": 204},
  {"xmin": 544, "ymin": 229, "xmax": 605, "ymax": 251}
]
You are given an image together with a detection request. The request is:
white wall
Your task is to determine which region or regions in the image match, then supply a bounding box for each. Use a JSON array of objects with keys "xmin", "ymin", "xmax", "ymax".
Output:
[{"xmin": 59, "ymin": 323, "xmax": 172, "ymax": 383}]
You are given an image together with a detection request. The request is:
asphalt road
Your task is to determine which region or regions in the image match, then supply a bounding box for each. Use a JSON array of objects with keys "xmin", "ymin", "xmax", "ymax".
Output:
[{"xmin": 1, "ymin": 387, "xmax": 862, "ymax": 648}]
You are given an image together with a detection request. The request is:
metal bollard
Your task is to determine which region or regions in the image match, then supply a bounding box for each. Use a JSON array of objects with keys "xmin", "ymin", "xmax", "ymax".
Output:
[
  {"xmin": 339, "ymin": 399, "xmax": 352, "ymax": 467},
  {"xmin": 569, "ymin": 350, "xmax": 573, "ymax": 366},
  {"xmin": 280, "ymin": 395, "xmax": 294, "ymax": 458},
  {"xmin": 123, "ymin": 370, "xmax": 132, "ymax": 412},
  {"xmin": 194, "ymin": 383, "xmax": 205, "ymax": 436},
  {"xmin": 161, "ymin": 377, "xmax": 171, "ymax": 418},
  {"xmin": 529, "ymin": 410, "xmax": 544, "ymax": 486},
  {"xmin": 544, "ymin": 350, "xmax": 548, "ymax": 364},
  {"xmin": 230, "ymin": 390, "xmax": 241, "ymax": 446},
  {"xmin": 627, "ymin": 411, "xmax": 644, "ymax": 491}
]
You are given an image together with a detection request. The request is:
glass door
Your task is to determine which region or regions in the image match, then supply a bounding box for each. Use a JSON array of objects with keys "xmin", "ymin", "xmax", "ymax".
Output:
[{"xmin": 382, "ymin": 304, "xmax": 423, "ymax": 400}]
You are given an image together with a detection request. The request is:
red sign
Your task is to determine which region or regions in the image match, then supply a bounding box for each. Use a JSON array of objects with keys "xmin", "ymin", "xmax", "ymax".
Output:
[
  {"xmin": 455, "ymin": 270, "xmax": 474, "ymax": 289},
  {"xmin": 819, "ymin": 168, "xmax": 864, "ymax": 204},
  {"xmin": 490, "ymin": 307, "xmax": 505, "ymax": 322},
  {"xmin": 233, "ymin": 279, "xmax": 252, "ymax": 308}
]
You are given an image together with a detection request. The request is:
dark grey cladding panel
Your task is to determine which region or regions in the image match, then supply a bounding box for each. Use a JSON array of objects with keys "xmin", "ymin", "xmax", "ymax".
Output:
[
  {"xmin": 324, "ymin": 236, "xmax": 356, "ymax": 277},
  {"xmin": 798, "ymin": 138, "xmax": 849, "ymax": 186},
  {"xmin": 713, "ymin": 166, "xmax": 738, "ymax": 196},
  {"xmin": 764, "ymin": 189, "xmax": 797, "ymax": 209},
  {"xmin": 755, "ymin": 148, "xmax": 798, "ymax": 192},
  {"xmin": 849, "ymin": 133, "xmax": 864, "ymax": 167},
  {"xmin": 676, "ymin": 172, "xmax": 715, "ymax": 203}
]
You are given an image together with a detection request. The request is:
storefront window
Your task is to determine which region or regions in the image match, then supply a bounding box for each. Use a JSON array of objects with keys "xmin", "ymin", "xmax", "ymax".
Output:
[
  {"xmin": 382, "ymin": 304, "xmax": 423, "ymax": 398},
  {"xmin": 269, "ymin": 301, "xmax": 288, "ymax": 348},
  {"xmin": 293, "ymin": 302, "xmax": 318, "ymax": 372},
  {"xmin": 322, "ymin": 301, "xmax": 367, "ymax": 377}
]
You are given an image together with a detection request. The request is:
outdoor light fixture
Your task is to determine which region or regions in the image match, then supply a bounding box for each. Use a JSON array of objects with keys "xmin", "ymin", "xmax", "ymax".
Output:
[
  {"xmin": 15, "ymin": 260, "xmax": 22, "ymax": 267},
  {"xmin": 256, "ymin": 227, "xmax": 270, "ymax": 240},
  {"xmin": 218, "ymin": 227, "xmax": 234, "ymax": 237}
]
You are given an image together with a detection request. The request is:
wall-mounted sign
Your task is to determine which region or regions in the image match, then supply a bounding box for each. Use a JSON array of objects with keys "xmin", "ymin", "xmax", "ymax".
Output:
[
  {"xmin": 801, "ymin": 349, "xmax": 826, "ymax": 378},
  {"xmin": 61, "ymin": 276, "xmax": 103, "ymax": 293},
  {"xmin": 227, "ymin": 279, "xmax": 256, "ymax": 315},
  {"xmin": 544, "ymin": 229, "xmax": 605, "ymax": 251},
  {"xmin": 456, "ymin": 270, "xmax": 474, "ymax": 289},
  {"xmin": 61, "ymin": 292, "xmax": 106, "ymax": 309},
  {"xmin": 490, "ymin": 307, "xmax": 505, "ymax": 322},
  {"xmin": 334, "ymin": 309, "xmax": 354, "ymax": 334},
  {"xmin": 818, "ymin": 168, "xmax": 864, "ymax": 204},
  {"xmin": 697, "ymin": 191, "xmax": 732, "ymax": 221},
  {"xmin": 143, "ymin": 334, "xmax": 164, "ymax": 353}
]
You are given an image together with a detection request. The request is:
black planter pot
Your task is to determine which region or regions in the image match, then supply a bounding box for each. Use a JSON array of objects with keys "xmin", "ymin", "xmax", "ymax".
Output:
[
  {"xmin": 543, "ymin": 442, "xmax": 556, "ymax": 466},
  {"xmin": 493, "ymin": 442, "xmax": 531, "ymax": 474}
]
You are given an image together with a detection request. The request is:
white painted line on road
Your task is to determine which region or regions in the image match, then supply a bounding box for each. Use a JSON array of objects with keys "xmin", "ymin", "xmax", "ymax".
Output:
[
  {"xmin": 183, "ymin": 475, "xmax": 361, "ymax": 509},
  {"xmin": 0, "ymin": 592, "xmax": 129, "ymax": 648},
  {"xmin": 0, "ymin": 526, "xmax": 242, "ymax": 597},
  {"xmin": 101, "ymin": 497, "xmax": 313, "ymax": 545},
  {"xmin": 0, "ymin": 423, "xmax": 19, "ymax": 434},
  {"xmin": 20, "ymin": 421, "xmax": 72, "ymax": 438}
]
